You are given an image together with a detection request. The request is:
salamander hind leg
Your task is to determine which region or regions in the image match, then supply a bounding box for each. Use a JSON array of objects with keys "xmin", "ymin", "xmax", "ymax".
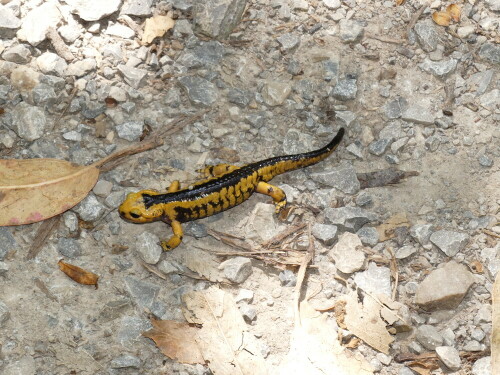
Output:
[
  {"xmin": 160, "ymin": 220, "xmax": 184, "ymax": 251},
  {"xmin": 167, "ymin": 180, "xmax": 181, "ymax": 192},
  {"xmin": 256, "ymin": 181, "xmax": 287, "ymax": 213},
  {"xmin": 196, "ymin": 164, "xmax": 239, "ymax": 178}
]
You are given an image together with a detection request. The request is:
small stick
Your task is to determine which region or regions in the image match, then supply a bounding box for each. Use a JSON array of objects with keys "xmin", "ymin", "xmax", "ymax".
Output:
[
  {"xmin": 406, "ymin": 4, "xmax": 427, "ymax": 37},
  {"xmin": 293, "ymin": 224, "xmax": 315, "ymax": 326},
  {"xmin": 118, "ymin": 15, "xmax": 143, "ymax": 39},
  {"xmin": 46, "ymin": 27, "xmax": 75, "ymax": 62},
  {"xmin": 367, "ymin": 35, "xmax": 405, "ymax": 44},
  {"xmin": 92, "ymin": 110, "xmax": 208, "ymax": 171},
  {"xmin": 53, "ymin": 86, "xmax": 77, "ymax": 130},
  {"xmin": 261, "ymin": 223, "xmax": 307, "ymax": 248},
  {"xmin": 26, "ymin": 216, "xmax": 60, "ymax": 260}
]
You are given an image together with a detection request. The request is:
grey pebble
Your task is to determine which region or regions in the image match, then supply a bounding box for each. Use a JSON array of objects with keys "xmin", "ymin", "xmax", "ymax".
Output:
[
  {"xmin": 323, "ymin": 59, "xmax": 339, "ymax": 82},
  {"xmin": 279, "ymin": 269, "xmax": 297, "ymax": 287},
  {"xmin": 471, "ymin": 356, "xmax": 491, "ymax": 375},
  {"xmin": 435, "ymin": 346, "xmax": 461, "ymax": 371},
  {"xmin": 227, "ymin": 88, "xmax": 252, "ymax": 107},
  {"xmin": 478, "ymin": 154, "xmax": 493, "ymax": 167},
  {"xmin": 413, "ymin": 19, "xmax": 439, "ymax": 52},
  {"xmin": 339, "ymin": 19, "xmax": 364, "ymax": 43},
  {"xmin": 116, "ymin": 121, "xmax": 144, "ymax": 141},
  {"xmin": 120, "ymin": 0, "xmax": 153, "ymax": 17},
  {"xmin": 395, "ymin": 245, "xmax": 417, "ymax": 259},
  {"xmin": 277, "ymin": 33, "xmax": 300, "ymax": 52},
  {"xmin": 324, "ymin": 206, "xmax": 378, "ymax": 232},
  {"xmin": 239, "ymin": 302, "xmax": 257, "ymax": 322},
  {"xmin": 331, "ymin": 78, "xmax": 357, "ymax": 101},
  {"xmin": 73, "ymin": 194, "xmax": 106, "ymax": 222},
  {"xmin": 369, "ymin": 138, "xmax": 392, "ymax": 156},
  {"xmin": 117, "ymin": 65, "xmax": 148, "ymax": 89},
  {"xmin": 193, "ymin": 0, "xmax": 247, "ymax": 39},
  {"xmin": 312, "ymin": 223, "xmax": 338, "ymax": 246},
  {"xmin": 2, "ymin": 44, "xmax": 31, "ymax": 63},
  {"xmin": 415, "ymin": 324, "xmax": 443, "ymax": 350},
  {"xmin": 0, "ymin": 228, "xmax": 17, "ymax": 261},
  {"xmin": 220, "ymin": 257, "xmax": 253, "ymax": 284},
  {"xmin": 355, "ymin": 192, "xmax": 372, "ymax": 207},
  {"xmin": 430, "ymin": 230, "xmax": 469, "ymax": 257},
  {"xmin": 384, "ymin": 97, "xmax": 407, "ymax": 119},
  {"xmin": 178, "ymin": 76, "xmax": 218, "ymax": 106},
  {"xmin": 356, "ymin": 227, "xmax": 379, "ymax": 246},
  {"xmin": 402, "ymin": 104, "xmax": 434, "ymax": 125},
  {"xmin": 66, "ymin": 58, "xmax": 97, "ymax": 77},
  {"xmin": 478, "ymin": 43, "xmax": 500, "ymax": 65},
  {"xmin": 10, "ymin": 102, "xmax": 47, "ymax": 141},
  {"xmin": 354, "ymin": 262, "xmax": 392, "ymax": 297},
  {"xmin": 93, "ymin": 180, "xmax": 113, "ymax": 198},
  {"xmin": 419, "ymin": 58, "xmax": 457, "ymax": 78},
  {"xmin": 0, "ymin": 6, "xmax": 21, "ymax": 38},
  {"xmin": 410, "ymin": 223, "xmax": 434, "ymax": 245},
  {"xmin": 136, "ymin": 232, "xmax": 162, "ymax": 264},
  {"xmin": 57, "ymin": 238, "xmax": 82, "ymax": 258},
  {"xmin": 124, "ymin": 276, "xmax": 160, "ymax": 310},
  {"xmin": 178, "ymin": 41, "xmax": 225, "ymax": 69},
  {"xmin": 184, "ymin": 222, "xmax": 208, "ymax": 238}
]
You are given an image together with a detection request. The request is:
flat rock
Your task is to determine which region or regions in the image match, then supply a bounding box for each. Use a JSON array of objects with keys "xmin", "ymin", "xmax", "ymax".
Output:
[
  {"xmin": 10, "ymin": 102, "xmax": 47, "ymax": 141},
  {"xmin": 329, "ymin": 232, "xmax": 365, "ymax": 273},
  {"xmin": 436, "ymin": 346, "xmax": 461, "ymax": 371},
  {"xmin": 66, "ymin": 0, "xmax": 121, "ymax": 21},
  {"xmin": 17, "ymin": 1, "xmax": 62, "ymax": 45},
  {"xmin": 116, "ymin": 121, "xmax": 144, "ymax": 141},
  {"xmin": 402, "ymin": 104, "xmax": 434, "ymax": 125},
  {"xmin": 353, "ymin": 262, "xmax": 392, "ymax": 297},
  {"xmin": 419, "ymin": 58, "xmax": 457, "ymax": 79},
  {"xmin": 120, "ymin": 0, "xmax": 154, "ymax": 17},
  {"xmin": 73, "ymin": 194, "xmax": 106, "ymax": 222},
  {"xmin": 0, "ymin": 5, "xmax": 21, "ymax": 38},
  {"xmin": 339, "ymin": 19, "xmax": 364, "ymax": 43},
  {"xmin": 219, "ymin": 256, "xmax": 253, "ymax": 283},
  {"xmin": 430, "ymin": 230, "xmax": 469, "ymax": 257},
  {"xmin": 124, "ymin": 276, "xmax": 160, "ymax": 310},
  {"xmin": 310, "ymin": 163, "xmax": 360, "ymax": 194},
  {"xmin": 410, "ymin": 223, "xmax": 434, "ymax": 245},
  {"xmin": 178, "ymin": 76, "xmax": 218, "ymax": 106},
  {"xmin": 193, "ymin": 0, "xmax": 247, "ymax": 39},
  {"xmin": 2, "ymin": 44, "xmax": 31, "ymax": 64},
  {"xmin": 331, "ymin": 78, "xmax": 357, "ymax": 100},
  {"xmin": 415, "ymin": 261, "xmax": 475, "ymax": 311},
  {"xmin": 324, "ymin": 206, "xmax": 378, "ymax": 232},
  {"xmin": 118, "ymin": 65, "xmax": 148, "ymax": 89},
  {"xmin": 415, "ymin": 325, "xmax": 443, "ymax": 350},
  {"xmin": 478, "ymin": 43, "xmax": 500, "ymax": 65},
  {"xmin": 261, "ymin": 80, "xmax": 292, "ymax": 106},
  {"xmin": 413, "ymin": 19, "xmax": 439, "ymax": 52},
  {"xmin": 66, "ymin": 58, "xmax": 97, "ymax": 77}
]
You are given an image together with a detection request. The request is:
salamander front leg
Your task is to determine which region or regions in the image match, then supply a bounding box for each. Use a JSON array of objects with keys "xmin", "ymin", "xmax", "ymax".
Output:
[
  {"xmin": 256, "ymin": 181, "xmax": 287, "ymax": 213},
  {"xmin": 160, "ymin": 220, "xmax": 184, "ymax": 251},
  {"xmin": 167, "ymin": 180, "xmax": 180, "ymax": 192},
  {"xmin": 196, "ymin": 164, "xmax": 239, "ymax": 178}
]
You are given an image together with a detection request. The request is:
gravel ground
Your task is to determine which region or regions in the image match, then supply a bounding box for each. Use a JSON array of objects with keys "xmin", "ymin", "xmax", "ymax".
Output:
[{"xmin": 0, "ymin": 0, "xmax": 499, "ymax": 374}]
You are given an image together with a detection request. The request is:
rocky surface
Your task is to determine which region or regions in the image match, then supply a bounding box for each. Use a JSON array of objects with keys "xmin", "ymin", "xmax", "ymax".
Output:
[{"xmin": 0, "ymin": 0, "xmax": 498, "ymax": 374}]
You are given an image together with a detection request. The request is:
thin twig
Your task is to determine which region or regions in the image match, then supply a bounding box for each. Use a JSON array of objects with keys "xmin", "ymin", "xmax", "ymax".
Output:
[
  {"xmin": 367, "ymin": 35, "xmax": 405, "ymax": 44},
  {"xmin": 53, "ymin": 86, "xmax": 77, "ymax": 130},
  {"xmin": 92, "ymin": 110, "xmax": 208, "ymax": 171},
  {"xmin": 293, "ymin": 224, "xmax": 315, "ymax": 326},
  {"xmin": 26, "ymin": 216, "xmax": 60, "ymax": 260},
  {"xmin": 46, "ymin": 27, "xmax": 75, "ymax": 62},
  {"xmin": 261, "ymin": 223, "xmax": 307, "ymax": 248},
  {"xmin": 386, "ymin": 247, "xmax": 399, "ymax": 301},
  {"xmin": 406, "ymin": 4, "xmax": 427, "ymax": 37}
]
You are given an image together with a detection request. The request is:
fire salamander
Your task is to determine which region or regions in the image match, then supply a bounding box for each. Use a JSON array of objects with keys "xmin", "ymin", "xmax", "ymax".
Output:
[{"xmin": 119, "ymin": 128, "xmax": 345, "ymax": 251}]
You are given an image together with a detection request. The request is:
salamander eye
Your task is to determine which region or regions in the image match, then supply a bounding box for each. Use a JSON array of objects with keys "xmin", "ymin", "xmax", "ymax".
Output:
[{"xmin": 129, "ymin": 209, "xmax": 141, "ymax": 219}]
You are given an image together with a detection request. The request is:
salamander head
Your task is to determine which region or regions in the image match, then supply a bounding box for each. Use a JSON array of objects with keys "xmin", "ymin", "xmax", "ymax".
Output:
[{"xmin": 118, "ymin": 190, "xmax": 163, "ymax": 223}]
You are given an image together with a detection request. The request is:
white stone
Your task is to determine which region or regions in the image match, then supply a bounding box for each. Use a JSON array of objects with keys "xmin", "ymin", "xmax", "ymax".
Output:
[
  {"xmin": 105, "ymin": 23, "xmax": 135, "ymax": 39},
  {"xmin": 329, "ymin": 232, "xmax": 365, "ymax": 273},
  {"xmin": 37, "ymin": 52, "xmax": 67, "ymax": 76},
  {"xmin": 17, "ymin": 1, "xmax": 62, "ymax": 46},
  {"xmin": 66, "ymin": 0, "xmax": 121, "ymax": 21}
]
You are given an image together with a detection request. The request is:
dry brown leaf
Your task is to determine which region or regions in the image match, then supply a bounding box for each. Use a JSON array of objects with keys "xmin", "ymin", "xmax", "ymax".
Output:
[
  {"xmin": 182, "ymin": 248, "xmax": 225, "ymax": 282},
  {"xmin": 493, "ymin": 271, "xmax": 500, "ymax": 374},
  {"xmin": 143, "ymin": 319, "xmax": 205, "ymax": 364},
  {"xmin": 142, "ymin": 15, "xmax": 175, "ymax": 44},
  {"xmin": 395, "ymin": 0, "xmax": 405, "ymax": 5},
  {"xmin": 278, "ymin": 301, "xmax": 373, "ymax": 375},
  {"xmin": 376, "ymin": 212, "xmax": 410, "ymax": 242},
  {"xmin": 343, "ymin": 292, "xmax": 395, "ymax": 354},
  {"xmin": 0, "ymin": 159, "xmax": 99, "ymax": 226},
  {"xmin": 58, "ymin": 260, "xmax": 99, "ymax": 287},
  {"xmin": 447, "ymin": 4, "xmax": 461, "ymax": 22},
  {"xmin": 182, "ymin": 287, "xmax": 269, "ymax": 375},
  {"xmin": 432, "ymin": 11, "xmax": 451, "ymax": 26}
]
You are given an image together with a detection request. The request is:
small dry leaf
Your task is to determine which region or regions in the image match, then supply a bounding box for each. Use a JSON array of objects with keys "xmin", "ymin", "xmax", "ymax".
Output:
[
  {"xmin": 143, "ymin": 319, "xmax": 204, "ymax": 364},
  {"xmin": 142, "ymin": 15, "xmax": 175, "ymax": 44},
  {"xmin": 395, "ymin": 0, "xmax": 405, "ymax": 5},
  {"xmin": 376, "ymin": 212, "xmax": 410, "ymax": 242},
  {"xmin": 447, "ymin": 4, "xmax": 461, "ymax": 22},
  {"xmin": 432, "ymin": 11, "xmax": 451, "ymax": 26},
  {"xmin": 104, "ymin": 97, "xmax": 118, "ymax": 108},
  {"xmin": 0, "ymin": 159, "xmax": 99, "ymax": 225},
  {"xmin": 470, "ymin": 260, "xmax": 484, "ymax": 273},
  {"xmin": 58, "ymin": 260, "xmax": 99, "ymax": 287}
]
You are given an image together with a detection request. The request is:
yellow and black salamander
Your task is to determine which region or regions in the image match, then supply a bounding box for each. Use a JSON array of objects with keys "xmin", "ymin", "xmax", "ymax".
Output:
[{"xmin": 119, "ymin": 128, "xmax": 345, "ymax": 250}]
